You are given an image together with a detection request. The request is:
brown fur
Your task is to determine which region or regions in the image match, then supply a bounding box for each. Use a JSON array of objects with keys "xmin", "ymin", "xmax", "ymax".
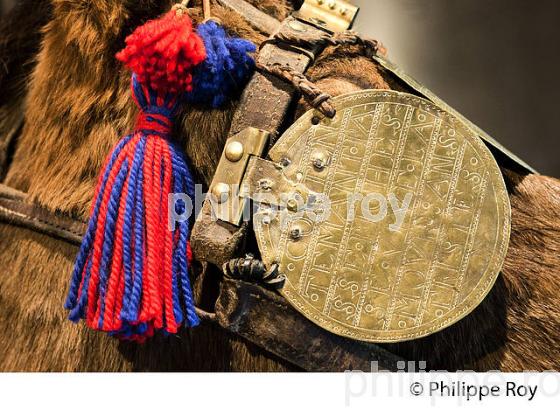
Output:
[
  {"xmin": 0, "ymin": 0, "xmax": 51, "ymax": 178},
  {"xmin": 0, "ymin": 0, "xmax": 559, "ymax": 371}
]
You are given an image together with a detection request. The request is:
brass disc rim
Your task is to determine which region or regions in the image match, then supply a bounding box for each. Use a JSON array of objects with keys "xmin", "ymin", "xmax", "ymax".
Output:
[{"xmin": 256, "ymin": 90, "xmax": 511, "ymax": 343}]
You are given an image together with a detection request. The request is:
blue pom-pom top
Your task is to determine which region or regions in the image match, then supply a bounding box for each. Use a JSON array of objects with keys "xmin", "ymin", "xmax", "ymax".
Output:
[{"xmin": 188, "ymin": 21, "xmax": 256, "ymax": 108}]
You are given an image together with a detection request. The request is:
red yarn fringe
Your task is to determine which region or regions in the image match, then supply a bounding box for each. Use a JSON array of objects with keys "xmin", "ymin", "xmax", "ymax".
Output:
[{"xmin": 116, "ymin": 9, "xmax": 206, "ymax": 93}]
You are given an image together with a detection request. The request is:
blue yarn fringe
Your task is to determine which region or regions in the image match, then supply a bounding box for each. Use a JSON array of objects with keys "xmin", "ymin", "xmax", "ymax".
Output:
[
  {"xmin": 188, "ymin": 21, "xmax": 256, "ymax": 107},
  {"xmin": 65, "ymin": 75, "xmax": 199, "ymax": 340}
]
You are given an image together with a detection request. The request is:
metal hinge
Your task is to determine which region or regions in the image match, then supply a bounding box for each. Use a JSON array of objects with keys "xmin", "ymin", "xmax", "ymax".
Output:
[
  {"xmin": 208, "ymin": 127, "xmax": 270, "ymax": 226},
  {"xmin": 296, "ymin": 0, "xmax": 359, "ymax": 32}
]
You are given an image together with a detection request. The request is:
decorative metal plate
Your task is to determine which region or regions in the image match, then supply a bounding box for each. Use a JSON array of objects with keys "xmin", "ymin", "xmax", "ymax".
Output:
[
  {"xmin": 371, "ymin": 54, "xmax": 537, "ymax": 174},
  {"xmin": 253, "ymin": 90, "xmax": 511, "ymax": 342}
]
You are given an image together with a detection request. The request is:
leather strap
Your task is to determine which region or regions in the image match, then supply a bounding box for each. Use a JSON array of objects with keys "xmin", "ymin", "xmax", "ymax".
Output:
[
  {"xmin": 0, "ymin": 3, "xmax": 404, "ymax": 370},
  {"xmin": 191, "ymin": 16, "xmax": 330, "ymax": 267},
  {"xmin": 0, "ymin": 184, "xmax": 403, "ymax": 370},
  {"xmin": 217, "ymin": 279, "xmax": 402, "ymax": 371},
  {"xmin": 216, "ymin": 0, "xmax": 280, "ymax": 35},
  {"xmin": 0, "ymin": 183, "xmax": 86, "ymax": 245}
]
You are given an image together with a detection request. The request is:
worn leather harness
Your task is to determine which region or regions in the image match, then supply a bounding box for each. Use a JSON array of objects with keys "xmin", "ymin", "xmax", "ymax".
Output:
[
  {"xmin": 0, "ymin": 0, "xmax": 538, "ymax": 370},
  {"xmin": 0, "ymin": 0, "xmax": 413, "ymax": 371}
]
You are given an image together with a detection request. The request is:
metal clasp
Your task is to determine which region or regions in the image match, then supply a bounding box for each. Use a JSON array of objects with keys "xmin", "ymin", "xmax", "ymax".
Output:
[
  {"xmin": 296, "ymin": 0, "xmax": 359, "ymax": 32},
  {"xmin": 208, "ymin": 127, "xmax": 270, "ymax": 226}
]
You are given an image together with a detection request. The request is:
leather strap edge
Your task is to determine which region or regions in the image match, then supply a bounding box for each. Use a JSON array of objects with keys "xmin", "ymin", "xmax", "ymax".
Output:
[
  {"xmin": 217, "ymin": 278, "xmax": 404, "ymax": 371},
  {"xmin": 216, "ymin": 0, "xmax": 281, "ymax": 35},
  {"xmin": 0, "ymin": 183, "xmax": 86, "ymax": 245}
]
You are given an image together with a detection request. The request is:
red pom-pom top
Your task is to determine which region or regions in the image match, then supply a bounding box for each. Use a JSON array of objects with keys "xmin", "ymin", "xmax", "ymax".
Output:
[{"xmin": 116, "ymin": 6, "xmax": 206, "ymax": 93}]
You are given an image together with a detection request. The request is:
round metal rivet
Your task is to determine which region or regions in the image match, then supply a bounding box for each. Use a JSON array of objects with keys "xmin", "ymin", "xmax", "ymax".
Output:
[
  {"xmin": 289, "ymin": 225, "xmax": 303, "ymax": 240},
  {"xmin": 286, "ymin": 198, "xmax": 299, "ymax": 212},
  {"xmin": 225, "ymin": 141, "xmax": 244, "ymax": 162},
  {"xmin": 258, "ymin": 178, "xmax": 273, "ymax": 191},
  {"xmin": 212, "ymin": 183, "xmax": 230, "ymax": 204},
  {"xmin": 311, "ymin": 150, "xmax": 329, "ymax": 170}
]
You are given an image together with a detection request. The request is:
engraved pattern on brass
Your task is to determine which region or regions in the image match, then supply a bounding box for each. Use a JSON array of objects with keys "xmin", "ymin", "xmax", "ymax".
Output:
[
  {"xmin": 371, "ymin": 55, "xmax": 536, "ymax": 174},
  {"xmin": 253, "ymin": 90, "xmax": 511, "ymax": 342}
]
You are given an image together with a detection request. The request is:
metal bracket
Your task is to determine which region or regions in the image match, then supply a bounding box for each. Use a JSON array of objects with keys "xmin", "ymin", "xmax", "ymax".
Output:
[
  {"xmin": 296, "ymin": 0, "xmax": 359, "ymax": 32},
  {"xmin": 208, "ymin": 127, "xmax": 270, "ymax": 226}
]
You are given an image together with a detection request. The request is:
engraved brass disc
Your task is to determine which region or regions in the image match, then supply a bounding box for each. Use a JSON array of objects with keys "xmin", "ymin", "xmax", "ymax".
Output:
[{"xmin": 253, "ymin": 90, "xmax": 511, "ymax": 342}]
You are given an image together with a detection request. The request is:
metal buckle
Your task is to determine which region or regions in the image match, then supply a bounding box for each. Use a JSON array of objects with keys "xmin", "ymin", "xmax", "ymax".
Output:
[
  {"xmin": 296, "ymin": 0, "xmax": 359, "ymax": 32},
  {"xmin": 208, "ymin": 127, "xmax": 270, "ymax": 226}
]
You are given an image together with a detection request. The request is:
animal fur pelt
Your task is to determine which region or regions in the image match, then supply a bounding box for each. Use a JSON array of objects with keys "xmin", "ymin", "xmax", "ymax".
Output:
[
  {"xmin": 0, "ymin": 0, "xmax": 559, "ymax": 371},
  {"xmin": 0, "ymin": 0, "xmax": 50, "ymax": 179}
]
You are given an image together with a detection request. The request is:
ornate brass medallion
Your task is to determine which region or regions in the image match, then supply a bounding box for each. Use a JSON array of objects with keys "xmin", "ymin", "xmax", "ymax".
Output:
[{"xmin": 252, "ymin": 90, "xmax": 511, "ymax": 342}]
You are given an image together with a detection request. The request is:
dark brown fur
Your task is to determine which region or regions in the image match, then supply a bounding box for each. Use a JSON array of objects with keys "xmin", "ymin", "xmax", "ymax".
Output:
[
  {"xmin": 0, "ymin": 0, "xmax": 51, "ymax": 178},
  {"xmin": 0, "ymin": 0, "xmax": 558, "ymax": 371}
]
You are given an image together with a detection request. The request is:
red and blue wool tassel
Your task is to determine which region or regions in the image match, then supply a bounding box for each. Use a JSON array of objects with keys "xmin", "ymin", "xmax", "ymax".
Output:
[
  {"xmin": 64, "ymin": 4, "xmax": 256, "ymax": 341},
  {"xmin": 64, "ymin": 7, "xmax": 205, "ymax": 341},
  {"xmin": 64, "ymin": 75, "xmax": 199, "ymax": 341}
]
